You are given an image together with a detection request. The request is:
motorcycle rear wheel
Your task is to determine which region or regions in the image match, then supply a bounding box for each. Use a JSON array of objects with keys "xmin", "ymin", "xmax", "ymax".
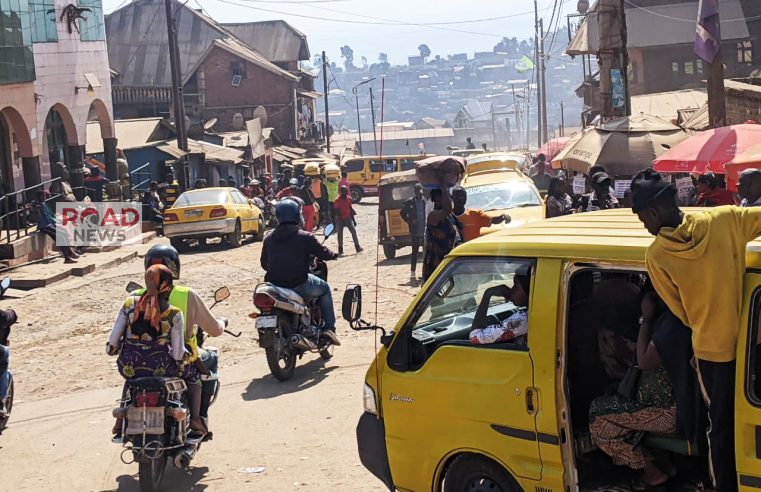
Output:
[
  {"xmin": 265, "ymin": 345, "xmax": 296, "ymax": 381},
  {"xmin": 138, "ymin": 455, "xmax": 167, "ymax": 492}
]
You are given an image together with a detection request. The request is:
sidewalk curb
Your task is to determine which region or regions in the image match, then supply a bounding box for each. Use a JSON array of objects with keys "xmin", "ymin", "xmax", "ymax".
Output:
[{"xmin": 13, "ymin": 250, "xmax": 140, "ymax": 290}]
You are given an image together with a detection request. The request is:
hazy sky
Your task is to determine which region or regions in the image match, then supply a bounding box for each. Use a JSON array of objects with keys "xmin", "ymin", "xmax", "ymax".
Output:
[{"xmin": 104, "ymin": 0, "xmax": 575, "ymax": 65}]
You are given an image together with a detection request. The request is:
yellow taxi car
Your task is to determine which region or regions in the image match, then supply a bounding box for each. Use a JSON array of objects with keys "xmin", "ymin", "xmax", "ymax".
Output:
[
  {"xmin": 459, "ymin": 159, "xmax": 545, "ymax": 235},
  {"xmin": 163, "ymin": 187, "xmax": 263, "ymax": 250},
  {"xmin": 343, "ymin": 209, "xmax": 761, "ymax": 492},
  {"xmin": 466, "ymin": 152, "xmax": 532, "ymax": 174}
]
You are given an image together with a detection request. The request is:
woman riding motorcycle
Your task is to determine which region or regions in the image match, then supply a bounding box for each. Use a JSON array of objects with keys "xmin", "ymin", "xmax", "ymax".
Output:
[
  {"xmin": 108, "ymin": 245, "xmax": 227, "ymax": 440},
  {"xmin": 107, "ymin": 265, "xmax": 209, "ymax": 432}
]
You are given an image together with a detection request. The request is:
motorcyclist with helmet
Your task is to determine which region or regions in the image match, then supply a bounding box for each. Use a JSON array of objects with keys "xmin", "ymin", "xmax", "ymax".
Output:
[
  {"xmin": 260, "ymin": 200, "xmax": 341, "ymax": 345},
  {"xmin": 110, "ymin": 244, "xmax": 226, "ymax": 441}
]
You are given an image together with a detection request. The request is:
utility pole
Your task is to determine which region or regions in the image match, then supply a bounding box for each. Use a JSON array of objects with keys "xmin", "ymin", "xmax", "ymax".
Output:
[
  {"xmin": 539, "ymin": 17, "xmax": 548, "ymax": 144},
  {"xmin": 534, "ymin": 0, "xmax": 542, "ymax": 147},
  {"xmin": 707, "ymin": 50, "xmax": 727, "ymax": 127},
  {"xmin": 560, "ymin": 100, "xmax": 565, "ymax": 136},
  {"xmin": 506, "ymin": 117, "xmax": 512, "ymax": 149},
  {"xmin": 322, "ymin": 51, "xmax": 330, "ymax": 153},
  {"xmin": 164, "ymin": 0, "xmax": 188, "ymax": 190},
  {"xmin": 491, "ymin": 109, "xmax": 497, "ymax": 149},
  {"xmin": 369, "ymin": 87, "xmax": 378, "ymax": 155},
  {"xmin": 353, "ymin": 89, "xmax": 363, "ymax": 155},
  {"xmin": 598, "ymin": 0, "xmax": 631, "ymax": 118}
]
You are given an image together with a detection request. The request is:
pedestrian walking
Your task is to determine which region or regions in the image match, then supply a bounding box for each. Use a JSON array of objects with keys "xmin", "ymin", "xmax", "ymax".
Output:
[
  {"xmin": 84, "ymin": 167, "xmax": 108, "ymax": 202},
  {"xmin": 696, "ymin": 172, "xmax": 735, "ymax": 207},
  {"xmin": 400, "ymin": 183, "xmax": 427, "ymax": 279},
  {"xmin": 422, "ymin": 182, "xmax": 460, "ymax": 282},
  {"xmin": 738, "ymin": 168, "xmax": 761, "ymax": 207},
  {"xmin": 630, "ymin": 169, "xmax": 761, "ymax": 492},
  {"xmin": 452, "ymin": 186, "xmax": 508, "ymax": 242},
  {"xmin": 333, "ymin": 186, "xmax": 362, "ymax": 255},
  {"xmin": 578, "ymin": 172, "xmax": 620, "ymax": 212},
  {"xmin": 159, "ymin": 171, "xmax": 179, "ymax": 208},
  {"xmin": 300, "ymin": 177, "xmax": 317, "ymax": 232},
  {"xmin": 546, "ymin": 177, "xmax": 574, "ymax": 218},
  {"xmin": 31, "ymin": 190, "xmax": 78, "ymax": 263},
  {"xmin": 530, "ymin": 158, "xmax": 552, "ymax": 193},
  {"xmin": 325, "ymin": 173, "xmax": 339, "ymax": 221}
]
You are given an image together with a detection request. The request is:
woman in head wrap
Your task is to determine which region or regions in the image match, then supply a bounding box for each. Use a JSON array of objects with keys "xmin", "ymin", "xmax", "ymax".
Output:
[{"xmin": 107, "ymin": 265, "xmax": 208, "ymax": 434}]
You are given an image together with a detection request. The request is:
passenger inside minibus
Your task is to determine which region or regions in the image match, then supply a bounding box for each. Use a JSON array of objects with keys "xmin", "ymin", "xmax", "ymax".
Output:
[{"xmin": 566, "ymin": 270, "xmax": 711, "ymax": 491}]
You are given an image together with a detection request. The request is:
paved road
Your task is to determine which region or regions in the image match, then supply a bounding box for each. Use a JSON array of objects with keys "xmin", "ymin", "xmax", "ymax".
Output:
[{"xmin": 0, "ymin": 198, "xmax": 418, "ymax": 491}]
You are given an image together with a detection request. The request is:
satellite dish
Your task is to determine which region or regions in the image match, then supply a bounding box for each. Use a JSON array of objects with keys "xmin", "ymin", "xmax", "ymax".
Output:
[
  {"xmin": 232, "ymin": 113, "xmax": 245, "ymax": 130},
  {"xmin": 203, "ymin": 118, "xmax": 218, "ymax": 131},
  {"xmin": 577, "ymin": 0, "xmax": 589, "ymax": 13},
  {"xmin": 253, "ymin": 106, "xmax": 268, "ymax": 127}
]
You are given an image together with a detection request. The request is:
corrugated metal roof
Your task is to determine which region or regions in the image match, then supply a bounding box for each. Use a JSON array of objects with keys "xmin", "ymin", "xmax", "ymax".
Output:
[
  {"xmin": 568, "ymin": 0, "xmax": 749, "ymax": 55},
  {"xmin": 86, "ymin": 117, "xmax": 166, "ymax": 154},
  {"xmin": 630, "ymin": 89, "xmax": 708, "ymax": 122},
  {"xmin": 213, "ymin": 131, "xmax": 249, "ymax": 147},
  {"xmin": 163, "ymin": 139, "xmax": 246, "ymax": 165},
  {"xmin": 106, "ymin": 0, "xmax": 294, "ymax": 87},
  {"xmin": 222, "ymin": 20, "xmax": 310, "ymax": 62}
]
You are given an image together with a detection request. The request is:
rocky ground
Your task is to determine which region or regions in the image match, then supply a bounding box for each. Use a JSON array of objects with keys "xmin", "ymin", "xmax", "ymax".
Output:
[{"xmin": 0, "ymin": 197, "xmax": 421, "ymax": 491}]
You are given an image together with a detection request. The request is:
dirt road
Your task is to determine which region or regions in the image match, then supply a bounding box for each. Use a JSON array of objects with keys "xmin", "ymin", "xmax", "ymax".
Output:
[{"xmin": 0, "ymin": 198, "xmax": 419, "ymax": 491}]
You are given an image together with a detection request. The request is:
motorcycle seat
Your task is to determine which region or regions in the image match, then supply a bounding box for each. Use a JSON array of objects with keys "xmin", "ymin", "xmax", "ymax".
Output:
[
  {"xmin": 129, "ymin": 376, "xmax": 185, "ymax": 391},
  {"xmin": 256, "ymin": 283, "xmax": 305, "ymax": 305}
]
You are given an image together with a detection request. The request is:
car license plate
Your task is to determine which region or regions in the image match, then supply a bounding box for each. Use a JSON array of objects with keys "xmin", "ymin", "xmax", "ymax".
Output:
[
  {"xmin": 184, "ymin": 209, "xmax": 203, "ymax": 217},
  {"xmin": 256, "ymin": 316, "xmax": 277, "ymax": 329}
]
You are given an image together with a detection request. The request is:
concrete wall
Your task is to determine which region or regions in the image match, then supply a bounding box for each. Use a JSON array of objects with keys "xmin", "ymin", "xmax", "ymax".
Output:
[
  {"xmin": 199, "ymin": 46, "xmax": 296, "ymax": 142},
  {"xmin": 726, "ymin": 85, "xmax": 761, "ymax": 125},
  {"xmin": 0, "ymin": 84, "xmax": 39, "ymax": 192},
  {"xmin": 33, "ymin": 0, "xmax": 114, "ymax": 181}
]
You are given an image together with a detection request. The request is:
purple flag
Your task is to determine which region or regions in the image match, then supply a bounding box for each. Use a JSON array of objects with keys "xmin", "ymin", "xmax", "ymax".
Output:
[{"xmin": 695, "ymin": 0, "xmax": 721, "ymax": 63}]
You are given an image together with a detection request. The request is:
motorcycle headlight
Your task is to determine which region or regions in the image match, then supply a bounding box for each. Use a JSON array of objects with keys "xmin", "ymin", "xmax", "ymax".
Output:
[{"xmin": 363, "ymin": 383, "xmax": 378, "ymax": 415}]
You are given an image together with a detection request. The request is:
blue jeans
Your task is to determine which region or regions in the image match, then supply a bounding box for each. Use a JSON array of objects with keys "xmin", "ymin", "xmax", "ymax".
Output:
[
  {"xmin": 293, "ymin": 274, "xmax": 336, "ymax": 330},
  {"xmin": 0, "ymin": 345, "xmax": 9, "ymax": 401}
]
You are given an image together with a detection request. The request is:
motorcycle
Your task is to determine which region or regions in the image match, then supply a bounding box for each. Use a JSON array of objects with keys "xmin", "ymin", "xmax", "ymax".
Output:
[
  {"xmin": 114, "ymin": 284, "xmax": 239, "ymax": 492},
  {"xmin": 253, "ymin": 224, "xmax": 336, "ymax": 381},
  {"xmin": 0, "ymin": 277, "xmax": 14, "ymax": 435}
]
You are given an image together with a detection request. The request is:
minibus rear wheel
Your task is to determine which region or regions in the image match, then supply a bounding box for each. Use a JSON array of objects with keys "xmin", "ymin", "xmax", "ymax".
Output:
[{"xmin": 443, "ymin": 454, "xmax": 519, "ymax": 492}]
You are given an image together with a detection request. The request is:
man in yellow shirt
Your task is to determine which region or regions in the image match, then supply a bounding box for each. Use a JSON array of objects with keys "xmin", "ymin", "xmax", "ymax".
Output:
[{"xmin": 631, "ymin": 169, "xmax": 761, "ymax": 492}]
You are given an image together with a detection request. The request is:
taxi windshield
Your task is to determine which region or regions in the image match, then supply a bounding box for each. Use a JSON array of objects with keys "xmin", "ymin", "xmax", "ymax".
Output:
[
  {"xmin": 173, "ymin": 189, "xmax": 229, "ymax": 207},
  {"xmin": 463, "ymin": 181, "xmax": 541, "ymax": 212}
]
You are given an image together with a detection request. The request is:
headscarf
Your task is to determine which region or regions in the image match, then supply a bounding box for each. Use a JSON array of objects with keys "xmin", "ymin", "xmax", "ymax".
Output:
[{"xmin": 134, "ymin": 264, "xmax": 174, "ymax": 331}]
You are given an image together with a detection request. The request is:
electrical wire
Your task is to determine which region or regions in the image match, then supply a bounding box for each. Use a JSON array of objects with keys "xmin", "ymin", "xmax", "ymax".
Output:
[{"xmin": 205, "ymin": 0, "xmax": 508, "ymax": 37}]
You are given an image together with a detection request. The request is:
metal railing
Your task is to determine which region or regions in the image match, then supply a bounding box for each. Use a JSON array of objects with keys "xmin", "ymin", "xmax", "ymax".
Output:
[{"xmin": 0, "ymin": 177, "xmax": 66, "ymax": 244}]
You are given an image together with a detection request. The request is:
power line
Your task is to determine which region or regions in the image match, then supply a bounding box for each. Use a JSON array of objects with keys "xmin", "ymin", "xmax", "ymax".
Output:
[
  {"xmin": 305, "ymin": 4, "xmax": 537, "ymax": 26},
  {"xmin": 205, "ymin": 0, "xmax": 512, "ymax": 37}
]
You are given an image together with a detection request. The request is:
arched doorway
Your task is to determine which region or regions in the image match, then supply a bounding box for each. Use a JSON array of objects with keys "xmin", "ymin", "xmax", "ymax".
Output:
[
  {"xmin": 0, "ymin": 106, "xmax": 35, "ymax": 193},
  {"xmin": 45, "ymin": 108, "xmax": 69, "ymax": 169}
]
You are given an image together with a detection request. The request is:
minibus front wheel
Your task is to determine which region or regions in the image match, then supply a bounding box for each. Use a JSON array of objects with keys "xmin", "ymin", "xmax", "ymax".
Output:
[{"xmin": 442, "ymin": 454, "xmax": 519, "ymax": 492}]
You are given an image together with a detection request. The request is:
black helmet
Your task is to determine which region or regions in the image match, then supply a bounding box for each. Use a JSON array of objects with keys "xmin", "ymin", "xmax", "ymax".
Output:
[
  {"xmin": 144, "ymin": 244, "xmax": 181, "ymax": 279},
  {"xmin": 275, "ymin": 199, "xmax": 301, "ymax": 225}
]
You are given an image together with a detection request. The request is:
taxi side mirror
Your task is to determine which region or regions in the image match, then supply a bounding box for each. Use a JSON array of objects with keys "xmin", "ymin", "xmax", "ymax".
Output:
[{"xmin": 0, "ymin": 277, "xmax": 10, "ymax": 298}]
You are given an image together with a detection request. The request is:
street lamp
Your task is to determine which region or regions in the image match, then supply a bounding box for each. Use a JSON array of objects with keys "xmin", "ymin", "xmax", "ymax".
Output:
[{"xmin": 352, "ymin": 77, "xmax": 376, "ymax": 156}]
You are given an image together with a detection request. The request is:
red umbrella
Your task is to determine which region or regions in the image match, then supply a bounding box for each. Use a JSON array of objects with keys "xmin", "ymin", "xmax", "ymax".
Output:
[
  {"xmin": 653, "ymin": 122, "xmax": 761, "ymax": 174},
  {"xmin": 537, "ymin": 136, "xmax": 572, "ymax": 161}
]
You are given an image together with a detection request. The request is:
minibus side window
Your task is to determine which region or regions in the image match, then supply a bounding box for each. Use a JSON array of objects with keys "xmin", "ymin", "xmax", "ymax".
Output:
[
  {"xmin": 345, "ymin": 159, "xmax": 364, "ymax": 173},
  {"xmin": 399, "ymin": 158, "xmax": 416, "ymax": 171},
  {"xmin": 388, "ymin": 257, "xmax": 535, "ymax": 372},
  {"xmin": 746, "ymin": 289, "xmax": 761, "ymax": 406}
]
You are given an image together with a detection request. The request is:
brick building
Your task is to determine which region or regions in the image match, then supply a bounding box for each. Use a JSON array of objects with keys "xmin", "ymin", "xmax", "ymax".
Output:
[
  {"xmin": 106, "ymin": 0, "xmax": 316, "ymax": 145},
  {"xmin": 0, "ymin": 0, "xmax": 114, "ymax": 196}
]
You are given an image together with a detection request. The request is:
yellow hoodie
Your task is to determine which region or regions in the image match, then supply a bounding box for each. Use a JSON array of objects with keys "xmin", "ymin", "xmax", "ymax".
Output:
[{"xmin": 646, "ymin": 206, "xmax": 761, "ymax": 362}]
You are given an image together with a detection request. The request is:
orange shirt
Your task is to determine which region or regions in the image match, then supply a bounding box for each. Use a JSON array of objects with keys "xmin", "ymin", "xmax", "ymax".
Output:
[
  {"xmin": 457, "ymin": 209, "xmax": 493, "ymax": 242},
  {"xmin": 310, "ymin": 179, "xmax": 322, "ymax": 199}
]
